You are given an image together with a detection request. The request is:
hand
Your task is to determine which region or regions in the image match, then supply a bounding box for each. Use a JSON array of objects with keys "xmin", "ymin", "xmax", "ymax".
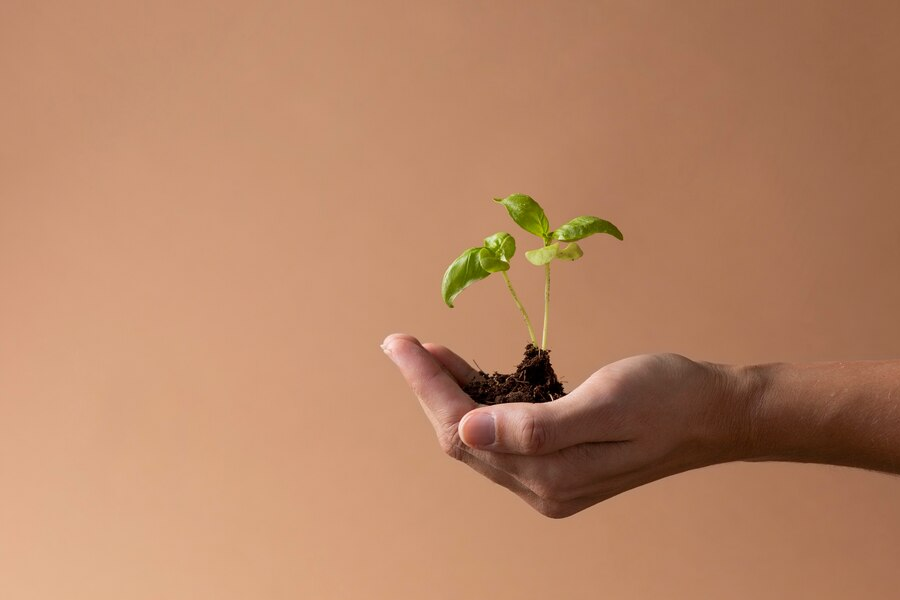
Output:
[{"xmin": 382, "ymin": 333, "xmax": 753, "ymax": 518}]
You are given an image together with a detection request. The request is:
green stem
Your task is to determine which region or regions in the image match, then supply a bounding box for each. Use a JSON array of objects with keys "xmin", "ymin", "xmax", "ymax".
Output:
[
  {"xmin": 501, "ymin": 271, "xmax": 537, "ymax": 346},
  {"xmin": 541, "ymin": 262, "xmax": 550, "ymax": 350}
]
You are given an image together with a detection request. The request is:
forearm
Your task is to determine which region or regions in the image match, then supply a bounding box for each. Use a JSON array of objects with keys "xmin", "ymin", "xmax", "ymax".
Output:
[{"xmin": 735, "ymin": 361, "xmax": 900, "ymax": 473}]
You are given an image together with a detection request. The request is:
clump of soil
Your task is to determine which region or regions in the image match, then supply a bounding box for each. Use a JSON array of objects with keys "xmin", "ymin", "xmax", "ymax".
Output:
[{"xmin": 463, "ymin": 344, "xmax": 566, "ymax": 405}]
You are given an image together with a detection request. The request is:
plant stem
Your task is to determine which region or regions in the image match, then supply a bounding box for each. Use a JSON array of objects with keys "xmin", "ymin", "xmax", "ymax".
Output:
[
  {"xmin": 541, "ymin": 262, "xmax": 550, "ymax": 350},
  {"xmin": 501, "ymin": 271, "xmax": 537, "ymax": 346}
]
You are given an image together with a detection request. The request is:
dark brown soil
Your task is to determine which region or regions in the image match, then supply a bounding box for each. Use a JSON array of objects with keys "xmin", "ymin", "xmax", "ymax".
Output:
[{"xmin": 463, "ymin": 344, "xmax": 566, "ymax": 405}]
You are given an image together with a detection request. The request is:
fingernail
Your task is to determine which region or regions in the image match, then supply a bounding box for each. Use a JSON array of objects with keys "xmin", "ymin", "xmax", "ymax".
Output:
[
  {"xmin": 381, "ymin": 341, "xmax": 396, "ymax": 362},
  {"xmin": 461, "ymin": 412, "xmax": 495, "ymax": 447}
]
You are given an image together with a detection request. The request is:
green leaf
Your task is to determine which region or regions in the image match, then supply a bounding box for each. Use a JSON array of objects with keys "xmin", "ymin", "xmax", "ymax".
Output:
[
  {"xmin": 495, "ymin": 194, "xmax": 550, "ymax": 239},
  {"xmin": 551, "ymin": 216, "xmax": 623, "ymax": 242},
  {"xmin": 441, "ymin": 247, "xmax": 491, "ymax": 308},
  {"xmin": 525, "ymin": 243, "xmax": 559, "ymax": 266},
  {"xmin": 556, "ymin": 242, "xmax": 583, "ymax": 261},
  {"xmin": 478, "ymin": 248, "xmax": 510, "ymax": 273},
  {"xmin": 483, "ymin": 232, "xmax": 516, "ymax": 261}
]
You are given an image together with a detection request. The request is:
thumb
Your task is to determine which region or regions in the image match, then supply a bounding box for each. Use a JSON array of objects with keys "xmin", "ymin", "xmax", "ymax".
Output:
[{"xmin": 458, "ymin": 398, "xmax": 601, "ymax": 455}]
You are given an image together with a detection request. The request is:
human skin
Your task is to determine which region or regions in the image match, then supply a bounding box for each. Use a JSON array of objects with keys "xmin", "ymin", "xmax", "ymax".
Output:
[{"xmin": 382, "ymin": 333, "xmax": 900, "ymax": 518}]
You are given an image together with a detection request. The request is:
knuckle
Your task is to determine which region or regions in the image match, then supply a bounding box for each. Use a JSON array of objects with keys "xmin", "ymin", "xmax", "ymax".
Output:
[
  {"xmin": 531, "ymin": 477, "xmax": 577, "ymax": 505},
  {"xmin": 517, "ymin": 411, "xmax": 548, "ymax": 454},
  {"xmin": 529, "ymin": 479, "xmax": 553, "ymax": 500},
  {"xmin": 536, "ymin": 499, "xmax": 575, "ymax": 519},
  {"xmin": 438, "ymin": 429, "xmax": 464, "ymax": 461}
]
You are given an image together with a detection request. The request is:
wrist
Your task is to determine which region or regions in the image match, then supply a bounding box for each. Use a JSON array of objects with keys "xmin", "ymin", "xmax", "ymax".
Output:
[
  {"xmin": 704, "ymin": 359, "xmax": 900, "ymax": 472},
  {"xmin": 729, "ymin": 361, "xmax": 834, "ymax": 465},
  {"xmin": 704, "ymin": 361, "xmax": 772, "ymax": 463}
]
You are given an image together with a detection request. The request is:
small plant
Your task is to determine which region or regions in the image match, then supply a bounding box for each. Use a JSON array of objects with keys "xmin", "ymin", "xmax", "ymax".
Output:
[{"xmin": 441, "ymin": 194, "xmax": 623, "ymax": 404}]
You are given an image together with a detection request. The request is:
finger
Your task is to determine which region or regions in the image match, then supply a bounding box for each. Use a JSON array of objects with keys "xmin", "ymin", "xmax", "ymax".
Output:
[
  {"xmin": 470, "ymin": 440, "xmax": 633, "ymax": 486},
  {"xmin": 422, "ymin": 343, "xmax": 480, "ymax": 386},
  {"xmin": 455, "ymin": 448, "xmax": 544, "ymax": 506},
  {"xmin": 458, "ymin": 379, "xmax": 628, "ymax": 455},
  {"xmin": 383, "ymin": 333, "xmax": 476, "ymax": 436},
  {"xmin": 459, "ymin": 447, "xmax": 601, "ymax": 519}
]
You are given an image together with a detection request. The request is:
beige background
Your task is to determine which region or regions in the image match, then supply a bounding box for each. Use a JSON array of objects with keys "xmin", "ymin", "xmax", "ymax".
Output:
[{"xmin": 2, "ymin": 1, "xmax": 900, "ymax": 598}]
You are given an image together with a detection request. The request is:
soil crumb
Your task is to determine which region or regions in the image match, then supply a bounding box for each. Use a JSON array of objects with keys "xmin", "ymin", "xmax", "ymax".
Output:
[{"xmin": 463, "ymin": 344, "xmax": 566, "ymax": 405}]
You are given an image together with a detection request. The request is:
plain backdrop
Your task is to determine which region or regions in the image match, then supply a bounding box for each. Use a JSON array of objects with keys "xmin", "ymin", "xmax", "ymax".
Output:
[{"xmin": 2, "ymin": 1, "xmax": 900, "ymax": 598}]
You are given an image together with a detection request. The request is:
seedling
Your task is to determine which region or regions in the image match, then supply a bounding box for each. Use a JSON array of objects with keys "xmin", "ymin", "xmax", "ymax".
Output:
[
  {"xmin": 442, "ymin": 194, "xmax": 622, "ymax": 349},
  {"xmin": 441, "ymin": 194, "xmax": 623, "ymax": 404}
]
